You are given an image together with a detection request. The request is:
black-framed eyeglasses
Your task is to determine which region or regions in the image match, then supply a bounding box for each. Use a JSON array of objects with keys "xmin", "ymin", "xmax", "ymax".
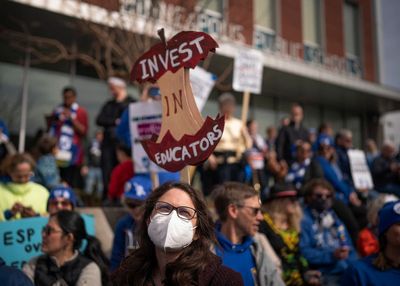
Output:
[
  {"xmin": 237, "ymin": 205, "xmax": 262, "ymax": 216},
  {"xmin": 154, "ymin": 201, "xmax": 197, "ymax": 220},
  {"xmin": 42, "ymin": 225, "xmax": 63, "ymax": 236}
]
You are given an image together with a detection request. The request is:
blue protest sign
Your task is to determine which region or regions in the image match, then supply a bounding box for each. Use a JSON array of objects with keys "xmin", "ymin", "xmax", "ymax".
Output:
[{"xmin": 0, "ymin": 214, "xmax": 95, "ymax": 269}]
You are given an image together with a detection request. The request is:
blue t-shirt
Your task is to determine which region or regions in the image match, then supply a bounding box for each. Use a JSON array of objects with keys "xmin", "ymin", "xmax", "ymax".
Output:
[
  {"xmin": 215, "ymin": 228, "xmax": 257, "ymax": 286},
  {"xmin": 341, "ymin": 254, "xmax": 400, "ymax": 286}
]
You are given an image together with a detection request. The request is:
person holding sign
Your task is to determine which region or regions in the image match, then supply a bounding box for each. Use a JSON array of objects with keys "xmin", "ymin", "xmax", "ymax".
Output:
[
  {"xmin": 0, "ymin": 153, "xmax": 49, "ymax": 221},
  {"xmin": 22, "ymin": 210, "xmax": 109, "ymax": 286},
  {"xmin": 207, "ymin": 93, "xmax": 252, "ymax": 185},
  {"xmin": 112, "ymin": 182, "xmax": 243, "ymax": 285}
]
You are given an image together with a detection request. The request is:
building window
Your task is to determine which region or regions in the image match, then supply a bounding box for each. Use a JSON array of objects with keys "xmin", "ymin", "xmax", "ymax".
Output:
[
  {"xmin": 253, "ymin": 0, "xmax": 276, "ymax": 51},
  {"xmin": 344, "ymin": 2, "xmax": 362, "ymax": 76},
  {"xmin": 197, "ymin": 0, "xmax": 224, "ymax": 35},
  {"xmin": 302, "ymin": 0, "xmax": 322, "ymax": 63}
]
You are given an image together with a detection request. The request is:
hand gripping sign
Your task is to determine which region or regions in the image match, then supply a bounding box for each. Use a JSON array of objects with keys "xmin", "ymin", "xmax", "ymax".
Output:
[{"xmin": 131, "ymin": 30, "xmax": 224, "ymax": 173}]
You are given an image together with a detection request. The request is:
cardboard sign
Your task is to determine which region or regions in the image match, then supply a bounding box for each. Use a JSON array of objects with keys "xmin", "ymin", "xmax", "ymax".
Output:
[
  {"xmin": 348, "ymin": 149, "xmax": 374, "ymax": 189},
  {"xmin": 131, "ymin": 30, "xmax": 224, "ymax": 172},
  {"xmin": 0, "ymin": 214, "xmax": 95, "ymax": 269},
  {"xmin": 129, "ymin": 101, "xmax": 164, "ymax": 173},
  {"xmin": 233, "ymin": 48, "xmax": 264, "ymax": 94},
  {"xmin": 190, "ymin": 67, "xmax": 216, "ymax": 111}
]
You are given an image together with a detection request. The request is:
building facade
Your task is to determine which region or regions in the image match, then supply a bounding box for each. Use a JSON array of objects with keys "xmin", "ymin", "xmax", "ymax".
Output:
[{"xmin": 1, "ymin": 0, "xmax": 400, "ymax": 148}]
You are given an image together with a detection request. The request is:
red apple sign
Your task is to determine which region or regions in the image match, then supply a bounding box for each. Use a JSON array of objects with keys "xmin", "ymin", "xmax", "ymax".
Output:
[{"xmin": 131, "ymin": 30, "xmax": 224, "ymax": 172}]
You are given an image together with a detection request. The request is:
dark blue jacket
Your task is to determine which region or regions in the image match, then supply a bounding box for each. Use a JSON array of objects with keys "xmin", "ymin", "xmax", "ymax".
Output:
[
  {"xmin": 300, "ymin": 207, "xmax": 357, "ymax": 275},
  {"xmin": 110, "ymin": 214, "xmax": 136, "ymax": 272},
  {"xmin": 0, "ymin": 258, "xmax": 34, "ymax": 286},
  {"xmin": 336, "ymin": 146, "xmax": 353, "ymax": 185},
  {"xmin": 341, "ymin": 254, "xmax": 400, "ymax": 286}
]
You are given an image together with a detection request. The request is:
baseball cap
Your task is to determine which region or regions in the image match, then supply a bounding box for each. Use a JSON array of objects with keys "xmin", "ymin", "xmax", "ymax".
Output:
[
  {"xmin": 124, "ymin": 175, "xmax": 152, "ymax": 201},
  {"xmin": 48, "ymin": 186, "xmax": 77, "ymax": 208},
  {"xmin": 266, "ymin": 183, "xmax": 298, "ymax": 201},
  {"xmin": 378, "ymin": 200, "xmax": 400, "ymax": 236}
]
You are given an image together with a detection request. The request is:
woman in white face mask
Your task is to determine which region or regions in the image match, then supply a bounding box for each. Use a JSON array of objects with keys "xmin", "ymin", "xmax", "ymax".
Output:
[{"xmin": 112, "ymin": 182, "xmax": 244, "ymax": 286}]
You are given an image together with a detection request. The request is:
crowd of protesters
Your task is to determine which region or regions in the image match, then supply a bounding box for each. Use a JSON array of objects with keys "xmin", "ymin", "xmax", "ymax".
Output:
[{"xmin": 0, "ymin": 79, "xmax": 400, "ymax": 285}]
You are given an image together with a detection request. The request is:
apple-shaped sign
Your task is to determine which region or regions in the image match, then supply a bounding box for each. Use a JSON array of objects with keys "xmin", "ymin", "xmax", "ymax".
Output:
[{"xmin": 131, "ymin": 30, "xmax": 224, "ymax": 172}]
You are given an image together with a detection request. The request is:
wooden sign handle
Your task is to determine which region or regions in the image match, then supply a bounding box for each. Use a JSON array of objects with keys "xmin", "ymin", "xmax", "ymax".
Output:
[
  {"xmin": 150, "ymin": 171, "xmax": 159, "ymax": 190},
  {"xmin": 241, "ymin": 91, "xmax": 251, "ymax": 125},
  {"xmin": 180, "ymin": 166, "xmax": 191, "ymax": 185}
]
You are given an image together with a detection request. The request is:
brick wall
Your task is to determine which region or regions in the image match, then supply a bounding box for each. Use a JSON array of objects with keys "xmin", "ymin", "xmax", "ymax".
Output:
[
  {"xmin": 324, "ymin": 0, "xmax": 345, "ymax": 57},
  {"xmin": 228, "ymin": 0, "xmax": 253, "ymax": 45},
  {"xmin": 359, "ymin": 0, "xmax": 376, "ymax": 81}
]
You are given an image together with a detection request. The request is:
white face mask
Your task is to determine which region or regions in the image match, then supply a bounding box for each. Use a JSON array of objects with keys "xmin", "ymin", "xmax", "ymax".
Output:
[{"xmin": 147, "ymin": 210, "xmax": 195, "ymax": 252}]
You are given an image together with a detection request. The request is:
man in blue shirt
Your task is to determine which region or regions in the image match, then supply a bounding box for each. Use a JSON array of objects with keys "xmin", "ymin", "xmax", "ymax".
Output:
[
  {"xmin": 341, "ymin": 200, "xmax": 400, "ymax": 286},
  {"xmin": 213, "ymin": 182, "xmax": 284, "ymax": 286},
  {"xmin": 109, "ymin": 175, "xmax": 151, "ymax": 271}
]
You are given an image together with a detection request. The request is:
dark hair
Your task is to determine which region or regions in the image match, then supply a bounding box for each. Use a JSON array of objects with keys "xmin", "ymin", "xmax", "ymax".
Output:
[
  {"xmin": 36, "ymin": 135, "xmax": 57, "ymax": 155},
  {"xmin": 246, "ymin": 119, "xmax": 256, "ymax": 129},
  {"xmin": 302, "ymin": 179, "xmax": 335, "ymax": 202},
  {"xmin": 318, "ymin": 122, "xmax": 331, "ymax": 134},
  {"xmin": 113, "ymin": 182, "xmax": 217, "ymax": 286},
  {"xmin": 62, "ymin": 86, "xmax": 77, "ymax": 96},
  {"xmin": 373, "ymin": 234, "xmax": 389, "ymax": 270},
  {"xmin": 116, "ymin": 142, "xmax": 131, "ymax": 157},
  {"xmin": 212, "ymin": 182, "xmax": 258, "ymax": 222},
  {"xmin": 52, "ymin": 210, "xmax": 110, "ymax": 285}
]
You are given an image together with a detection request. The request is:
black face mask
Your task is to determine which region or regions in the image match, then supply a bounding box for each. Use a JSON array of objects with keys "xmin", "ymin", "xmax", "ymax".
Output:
[{"xmin": 309, "ymin": 197, "xmax": 332, "ymax": 212}]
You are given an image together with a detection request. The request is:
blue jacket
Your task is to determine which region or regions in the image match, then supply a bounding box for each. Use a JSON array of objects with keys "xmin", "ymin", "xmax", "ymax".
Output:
[
  {"xmin": 215, "ymin": 229, "xmax": 257, "ymax": 286},
  {"xmin": 34, "ymin": 154, "xmax": 61, "ymax": 189},
  {"xmin": 336, "ymin": 147, "xmax": 353, "ymax": 185},
  {"xmin": 0, "ymin": 257, "xmax": 33, "ymax": 286},
  {"xmin": 110, "ymin": 214, "xmax": 136, "ymax": 271},
  {"xmin": 116, "ymin": 108, "xmax": 131, "ymax": 147},
  {"xmin": 341, "ymin": 254, "xmax": 400, "ymax": 286},
  {"xmin": 300, "ymin": 207, "xmax": 357, "ymax": 275},
  {"xmin": 316, "ymin": 156, "xmax": 354, "ymax": 204}
]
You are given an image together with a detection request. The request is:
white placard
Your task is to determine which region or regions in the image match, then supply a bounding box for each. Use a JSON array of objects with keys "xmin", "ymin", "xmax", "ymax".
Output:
[
  {"xmin": 129, "ymin": 101, "xmax": 165, "ymax": 173},
  {"xmin": 232, "ymin": 48, "xmax": 264, "ymax": 94},
  {"xmin": 348, "ymin": 149, "xmax": 374, "ymax": 189},
  {"xmin": 190, "ymin": 67, "xmax": 216, "ymax": 111}
]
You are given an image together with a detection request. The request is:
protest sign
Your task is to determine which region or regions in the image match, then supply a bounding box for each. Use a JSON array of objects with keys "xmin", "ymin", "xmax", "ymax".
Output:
[
  {"xmin": 131, "ymin": 30, "xmax": 224, "ymax": 178},
  {"xmin": 129, "ymin": 101, "xmax": 163, "ymax": 173},
  {"xmin": 190, "ymin": 67, "xmax": 216, "ymax": 111},
  {"xmin": 348, "ymin": 149, "xmax": 374, "ymax": 189},
  {"xmin": 0, "ymin": 214, "xmax": 94, "ymax": 269},
  {"xmin": 232, "ymin": 48, "xmax": 264, "ymax": 94}
]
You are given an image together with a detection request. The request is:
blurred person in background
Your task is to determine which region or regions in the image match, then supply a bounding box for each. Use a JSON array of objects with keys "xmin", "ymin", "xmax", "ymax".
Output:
[
  {"xmin": 260, "ymin": 183, "xmax": 321, "ymax": 286},
  {"xmin": 213, "ymin": 182, "xmax": 285, "ymax": 286},
  {"xmin": 286, "ymin": 141, "xmax": 312, "ymax": 191},
  {"xmin": 33, "ymin": 134, "xmax": 61, "ymax": 190},
  {"xmin": 47, "ymin": 86, "xmax": 88, "ymax": 189},
  {"xmin": 107, "ymin": 143, "xmax": 134, "ymax": 205},
  {"xmin": 341, "ymin": 200, "xmax": 400, "ymax": 285},
  {"xmin": 365, "ymin": 139, "xmax": 379, "ymax": 168},
  {"xmin": 205, "ymin": 93, "xmax": 252, "ymax": 188},
  {"xmin": 371, "ymin": 142, "xmax": 400, "ymax": 198},
  {"xmin": 335, "ymin": 129, "xmax": 354, "ymax": 185},
  {"xmin": 96, "ymin": 77, "xmax": 134, "ymax": 201},
  {"xmin": 276, "ymin": 103, "xmax": 309, "ymax": 164},
  {"xmin": 47, "ymin": 186, "xmax": 77, "ymax": 215},
  {"xmin": 112, "ymin": 182, "xmax": 244, "ymax": 286},
  {"xmin": 0, "ymin": 153, "xmax": 49, "ymax": 221},
  {"xmin": 110, "ymin": 175, "xmax": 151, "ymax": 271},
  {"xmin": 23, "ymin": 210, "xmax": 109, "ymax": 286},
  {"xmin": 0, "ymin": 119, "xmax": 16, "ymax": 166},
  {"xmin": 82, "ymin": 129, "xmax": 103, "ymax": 201},
  {"xmin": 300, "ymin": 179, "xmax": 357, "ymax": 286},
  {"xmin": 265, "ymin": 126, "xmax": 277, "ymax": 151}
]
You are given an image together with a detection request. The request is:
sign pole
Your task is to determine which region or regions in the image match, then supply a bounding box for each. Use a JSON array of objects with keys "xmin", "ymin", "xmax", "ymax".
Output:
[
  {"xmin": 18, "ymin": 49, "xmax": 31, "ymax": 153},
  {"xmin": 180, "ymin": 166, "xmax": 191, "ymax": 185},
  {"xmin": 241, "ymin": 91, "xmax": 251, "ymax": 125},
  {"xmin": 150, "ymin": 171, "xmax": 159, "ymax": 189}
]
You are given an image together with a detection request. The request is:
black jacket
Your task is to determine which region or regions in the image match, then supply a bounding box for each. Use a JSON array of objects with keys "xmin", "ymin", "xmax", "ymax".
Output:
[{"xmin": 276, "ymin": 121, "xmax": 309, "ymax": 163}]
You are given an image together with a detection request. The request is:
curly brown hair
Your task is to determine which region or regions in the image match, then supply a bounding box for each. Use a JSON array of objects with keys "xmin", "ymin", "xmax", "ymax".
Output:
[{"xmin": 112, "ymin": 182, "xmax": 217, "ymax": 286}]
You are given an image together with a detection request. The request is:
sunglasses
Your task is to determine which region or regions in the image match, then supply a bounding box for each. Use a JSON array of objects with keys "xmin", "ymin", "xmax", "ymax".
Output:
[
  {"xmin": 126, "ymin": 202, "xmax": 142, "ymax": 209},
  {"xmin": 237, "ymin": 205, "xmax": 262, "ymax": 216},
  {"xmin": 312, "ymin": 193, "xmax": 333, "ymax": 200},
  {"xmin": 154, "ymin": 201, "xmax": 197, "ymax": 220},
  {"xmin": 42, "ymin": 225, "xmax": 63, "ymax": 236},
  {"xmin": 49, "ymin": 200, "xmax": 72, "ymax": 208}
]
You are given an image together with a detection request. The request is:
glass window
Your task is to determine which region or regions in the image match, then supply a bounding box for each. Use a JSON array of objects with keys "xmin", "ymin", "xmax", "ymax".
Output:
[
  {"xmin": 254, "ymin": 0, "xmax": 275, "ymax": 30},
  {"xmin": 344, "ymin": 2, "xmax": 360, "ymax": 56},
  {"xmin": 302, "ymin": 0, "xmax": 321, "ymax": 45},
  {"xmin": 198, "ymin": 0, "xmax": 223, "ymax": 13}
]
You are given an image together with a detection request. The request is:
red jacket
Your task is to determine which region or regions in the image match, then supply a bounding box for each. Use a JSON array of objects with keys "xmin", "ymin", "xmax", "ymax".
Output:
[
  {"xmin": 108, "ymin": 160, "xmax": 134, "ymax": 200},
  {"xmin": 357, "ymin": 227, "xmax": 379, "ymax": 257}
]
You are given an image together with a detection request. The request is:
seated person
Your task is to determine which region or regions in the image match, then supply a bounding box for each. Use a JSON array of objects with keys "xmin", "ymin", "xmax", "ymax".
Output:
[
  {"xmin": 22, "ymin": 210, "xmax": 109, "ymax": 285},
  {"xmin": 300, "ymin": 179, "xmax": 357, "ymax": 285},
  {"xmin": 371, "ymin": 142, "xmax": 400, "ymax": 198},
  {"xmin": 47, "ymin": 185, "xmax": 77, "ymax": 215},
  {"xmin": 341, "ymin": 200, "xmax": 400, "ymax": 285},
  {"xmin": 286, "ymin": 141, "xmax": 312, "ymax": 190},
  {"xmin": 0, "ymin": 153, "xmax": 49, "ymax": 221},
  {"xmin": 260, "ymin": 183, "xmax": 321, "ymax": 286},
  {"xmin": 212, "ymin": 182, "xmax": 285, "ymax": 286},
  {"xmin": 110, "ymin": 175, "xmax": 151, "ymax": 271}
]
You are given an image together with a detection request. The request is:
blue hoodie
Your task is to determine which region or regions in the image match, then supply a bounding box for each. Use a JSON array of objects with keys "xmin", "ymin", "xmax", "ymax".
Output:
[
  {"xmin": 300, "ymin": 207, "xmax": 357, "ymax": 275},
  {"xmin": 215, "ymin": 227, "xmax": 257, "ymax": 286}
]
